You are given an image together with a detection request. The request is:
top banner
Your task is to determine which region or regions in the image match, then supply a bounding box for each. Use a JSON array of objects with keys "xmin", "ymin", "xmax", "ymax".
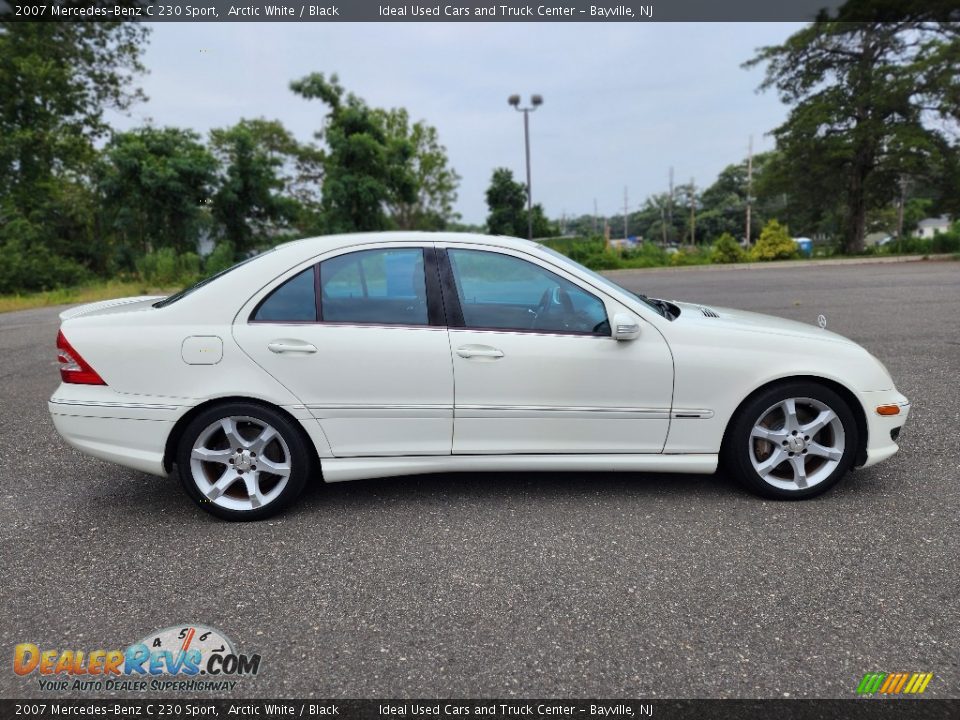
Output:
[{"xmin": 4, "ymin": 0, "xmax": 960, "ymax": 22}]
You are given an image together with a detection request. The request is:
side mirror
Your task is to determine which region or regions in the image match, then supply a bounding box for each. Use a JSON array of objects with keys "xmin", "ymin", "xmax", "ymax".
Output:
[{"xmin": 612, "ymin": 313, "xmax": 641, "ymax": 341}]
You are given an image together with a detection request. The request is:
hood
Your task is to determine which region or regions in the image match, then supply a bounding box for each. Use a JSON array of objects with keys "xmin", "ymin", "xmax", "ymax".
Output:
[
  {"xmin": 59, "ymin": 296, "xmax": 165, "ymax": 322},
  {"xmin": 669, "ymin": 300, "xmax": 856, "ymax": 346}
]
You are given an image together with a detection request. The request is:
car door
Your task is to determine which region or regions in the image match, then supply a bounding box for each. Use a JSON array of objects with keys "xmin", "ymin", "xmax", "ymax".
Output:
[
  {"xmin": 233, "ymin": 243, "xmax": 454, "ymax": 457},
  {"xmin": 439, "ymin": 245, "xmax": 673, "ymax": 455}
]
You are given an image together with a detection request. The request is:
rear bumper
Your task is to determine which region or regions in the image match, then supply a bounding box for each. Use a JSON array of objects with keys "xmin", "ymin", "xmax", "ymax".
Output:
[
  {"xmin": 858, "ymin": 389, "xmax": 910, "ymax": 468},
  {"xmin": 48, "ymin": 387, "xmax": 182, "ymax": 477},
  {"xmin": 49, "ymin": 410, "xmax": 172, "ymax": 476}
]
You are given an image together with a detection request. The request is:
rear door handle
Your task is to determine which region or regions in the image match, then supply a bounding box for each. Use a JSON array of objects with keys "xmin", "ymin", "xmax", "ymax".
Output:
[
  {"xmin": 456, "ymin": 345, "xmax": 504, "ymax": 359},
  {"xmin": 268, "ymin": 340, "xmax": 317, "ymax": 354}
]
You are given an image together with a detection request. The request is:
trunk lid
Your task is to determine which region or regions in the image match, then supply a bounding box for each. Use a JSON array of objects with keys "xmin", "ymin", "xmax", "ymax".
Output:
[{"xmin": 59, "ymin": 296, "xmax": 165, "ymax": 322}]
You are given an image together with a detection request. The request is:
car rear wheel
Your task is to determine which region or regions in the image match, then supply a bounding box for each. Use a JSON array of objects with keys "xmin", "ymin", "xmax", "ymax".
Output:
[
  {"xmin": 723, "ymin": 382, "xmax": 858, "ymax": 499},
  {"xmin": 177, "ymin": 402, "xmax": 310, "ymax": 520}
]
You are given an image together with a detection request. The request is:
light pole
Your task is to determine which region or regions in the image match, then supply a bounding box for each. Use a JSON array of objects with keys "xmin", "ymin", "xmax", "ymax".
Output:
[{"xmin": 508, "ymin": 93, "xmax": 543, "ymax": 240}]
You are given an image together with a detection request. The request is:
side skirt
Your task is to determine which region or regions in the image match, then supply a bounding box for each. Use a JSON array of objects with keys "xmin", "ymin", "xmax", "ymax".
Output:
[{"xmin": 320, "ymin": 454, "xmax": 718, "ymax": 483}]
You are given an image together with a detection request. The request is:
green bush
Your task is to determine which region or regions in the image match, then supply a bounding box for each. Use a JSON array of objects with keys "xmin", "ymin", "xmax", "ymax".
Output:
[
  {"xmin": 0, "ymin": 230, "xmax": 90, "ymax": 295},
  {"xmin": 670, "ymin": 247, "xmax": 709, "ymax": 266},
  {"xmin": 203, "ymin": 241, "xmax": 237, "ymax": 277},
  {"xmin": 930, "ymin": 231, "xmax": 960, "ymax": 254},
  {"xmin": 874, "ymin": 236, "xmax": 931, "ymax": 254},
  {"xmin": 750, "ymin": 219, "xmax": 799, "ymax": 261},
  {"xmin": 710, "ymin": 233, "xmax": 747, "ymax": 264},
  {"xmin": 137, "ymin": 247, "xmax": 202, "ymax": 286},
  {"xmin": 623, "ymin": 241, "xmax": 669, "ymax": 266},
  {"xmin": 541, "ymin": 237, "xmax": 607, "ymax": 264},
  {"xmin": 580, "ymin": 251, "xmax": 626, "ymax": 270}
]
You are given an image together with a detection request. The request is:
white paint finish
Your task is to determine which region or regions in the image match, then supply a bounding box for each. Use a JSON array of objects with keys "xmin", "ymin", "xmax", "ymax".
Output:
[
  {"xmin": 449, "ymin": 327, "xmax": 672, "ymax": 454},
  {"xmin": 436, "ymin": 240, "xmax": 673, "ymax": 455},
  {"xmin": 49, "ymin": 410, "xmax": 170, "ymax": 476},
  {"xmin": 859, "ymin": 391, "xmax": 910, "ymax": 467},
  {"xmin": 47, "ymin": 231, "xmax": 910, "ymax": 494},
  {"xmin": 320, "ymin": 453, "xmax": 719, "ymax": 483},
  {"xmin": 456, "ymin": 405, "xmax": 671, "ymax": 419},
  {"xmin": 181, "ymin": 335, "xmax": 223, "ymax": 365},
  {"xmin": 61, "ymin": 322, "xmax": 304, "ymax": 407},
  {"xmin": 233, "ymin": 323, "xmax": 454, "ymax": 456}
]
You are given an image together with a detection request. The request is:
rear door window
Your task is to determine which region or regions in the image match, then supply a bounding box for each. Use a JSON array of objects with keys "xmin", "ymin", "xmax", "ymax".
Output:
[{"xmin": 320, "ymin": 248, "xmax": 428, "ymax": 326}]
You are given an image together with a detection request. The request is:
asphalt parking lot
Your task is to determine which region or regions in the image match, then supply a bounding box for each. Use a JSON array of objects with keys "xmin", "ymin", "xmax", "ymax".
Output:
[{"xmin": 0, "ymin": 259, "xmax": 957, "ymax": 699}]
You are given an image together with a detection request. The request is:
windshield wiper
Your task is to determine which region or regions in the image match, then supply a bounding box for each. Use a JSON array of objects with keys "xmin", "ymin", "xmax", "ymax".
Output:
[{"xmin": 634, "ymin": 293, "xmax": 673, "ymax": 318}]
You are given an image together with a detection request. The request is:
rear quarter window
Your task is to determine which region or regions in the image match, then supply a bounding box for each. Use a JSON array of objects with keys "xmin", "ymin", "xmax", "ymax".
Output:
[{"xmin": 252, "ymin": 267, "xmax": 318, "ymax": 322}]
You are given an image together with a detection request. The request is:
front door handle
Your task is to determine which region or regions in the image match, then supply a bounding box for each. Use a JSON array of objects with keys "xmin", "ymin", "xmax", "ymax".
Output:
[
  {"xmin": 456, "ymin": 345, "xmax": 504, "ymax": 359},
  {"xmin": 268, "ymin": 340, "xmax": 318, "ymax": 354}
]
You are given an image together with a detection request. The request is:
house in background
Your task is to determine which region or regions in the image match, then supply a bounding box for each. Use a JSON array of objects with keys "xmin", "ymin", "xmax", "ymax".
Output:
[{"xmin": 916, "ymin": 215, "xmax": 951, "ymax": 239}]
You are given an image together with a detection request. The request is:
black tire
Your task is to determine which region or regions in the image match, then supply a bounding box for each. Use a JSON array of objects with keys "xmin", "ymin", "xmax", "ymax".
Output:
[
  {"xmin": 721, "ymin": 381, "xmax": 859, "ymax": 500},
  {"xmin": 176, "ymin": 402, "xmax": 312, "ymax": 521}
]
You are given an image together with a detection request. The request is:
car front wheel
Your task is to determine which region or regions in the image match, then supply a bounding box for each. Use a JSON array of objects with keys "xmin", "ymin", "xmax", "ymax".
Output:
[
  {"xmin": 177, "ymin": 402, "xmax": 311, "ymax": 520},
  {"xmin": 723, "ymin": 382, "xmax": 858, "ymax": 499}
]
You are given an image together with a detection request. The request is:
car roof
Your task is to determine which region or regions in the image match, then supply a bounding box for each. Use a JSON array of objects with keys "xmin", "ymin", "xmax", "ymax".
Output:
[{"xmin": 275, "ymin": 231, "xmax": 540, "ymax": 254}]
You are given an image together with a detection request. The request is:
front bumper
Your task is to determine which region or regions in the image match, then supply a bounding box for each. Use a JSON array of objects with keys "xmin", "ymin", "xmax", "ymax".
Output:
[{"xmin": 858, "ymin": 389, "xmax": 910, "ymax": 468}]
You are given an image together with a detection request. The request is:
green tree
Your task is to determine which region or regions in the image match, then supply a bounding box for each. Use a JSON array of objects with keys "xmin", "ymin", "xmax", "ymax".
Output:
[
  {"xmin": 0, "ymin": 21, "xmax": 149, "ymax": 213},
  {"xmin": 96, "ymin": 127, "xmax": 217, "ymax": 257},
  {"xmin": 529, "ymin": 204, "xmax": 557, "ymax": 239},
  {"xmin": 746, "ymin": 13, "xmax": 960, "ymax": 252},
  {"xmin": 290, "ymin": 72, "xmax": 416, "ymax": 233},
  {"xmin": 377, "ymin": 108, "xmax": 461, "ymax": 230},
  {"xmin": 209, "ymin": 120, "xmax": 301, "ymax": 254},
  {"xmin": 0, "ymin": 20, "xmax": 149, "ymax": 283},
  {"xmin": 213, "ymin": 118, "xmax": 325, "ymax": 234},
  {"xmin": 710, "ymin": 233, "xmax": 747, "ymax": 263},
  {"xmin": 485, "ymin": 168, "xmax": 527, "ymax": 237},
  {"xmin": 750, "ymin": 219, "xmax": 799, "ymax": 261}
]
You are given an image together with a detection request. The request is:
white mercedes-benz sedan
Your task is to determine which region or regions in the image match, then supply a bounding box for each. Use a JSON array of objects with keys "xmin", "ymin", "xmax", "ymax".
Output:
[{"xmin": 49, "ymin": 232, "xmax": 910, "ymax": 520}]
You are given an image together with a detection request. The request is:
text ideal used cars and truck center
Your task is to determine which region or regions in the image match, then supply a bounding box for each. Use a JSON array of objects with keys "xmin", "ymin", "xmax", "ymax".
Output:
[{"xmin": 49, "ymin": 232, "xmax": 910, "ymax": 520}]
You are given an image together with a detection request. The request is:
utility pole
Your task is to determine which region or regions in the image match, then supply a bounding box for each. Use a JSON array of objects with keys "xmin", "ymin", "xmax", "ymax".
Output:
[
  {"xmin": 897, "ymin": 176, "xmax": 907, "ymax": 253},
  {"xmin": 668, "ymin": 167, "xmax": 674, "ymax": 244},
  {"xmin": 593, "ymin": 198, "xmax": 598, "ymax": 236},
  {"xmin": 660, "ymin": 203, "xmax": 667, "ymax": 247},
  {"xmin": 689, "ymin": 177, "xmax": 696, "ymax": 246},
  {"xmin": 745, "ymin": 135, "xmax": 753, "ymax": 247},
  {"xmin": 623, "ymin": 187, "xmax": 629, "ymax": 240}
]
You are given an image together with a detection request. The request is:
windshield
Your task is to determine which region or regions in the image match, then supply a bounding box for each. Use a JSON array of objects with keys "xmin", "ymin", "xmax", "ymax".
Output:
[
  {"xmin": 152, "ymin": 250, "xmax": 274, "ymax": 308},
  {"xmin": 536, "ymin": 244, "xmax": 666, "ymax": 316}
]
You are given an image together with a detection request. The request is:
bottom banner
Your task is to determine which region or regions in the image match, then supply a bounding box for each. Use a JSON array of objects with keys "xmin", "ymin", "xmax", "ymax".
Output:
[{"xmin": 2, "ymin": 699, "xmax": 958, "ymax": 720}]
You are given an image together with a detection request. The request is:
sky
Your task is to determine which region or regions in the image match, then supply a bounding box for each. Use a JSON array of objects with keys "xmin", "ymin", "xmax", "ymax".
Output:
[{"xmin": 108, "ymin": 22, "xmax": 806, "ymax": 225}]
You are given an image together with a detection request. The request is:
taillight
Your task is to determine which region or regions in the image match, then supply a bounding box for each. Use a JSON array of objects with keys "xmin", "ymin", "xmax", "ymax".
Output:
[{"xmin": 56, "ymin": 330, "xmax": 106, "ymax": 385}]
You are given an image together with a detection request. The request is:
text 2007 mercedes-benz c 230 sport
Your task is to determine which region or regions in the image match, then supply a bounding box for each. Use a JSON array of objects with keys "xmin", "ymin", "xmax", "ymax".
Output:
[{"xmin": 49, "ymin": 232, "xmax": 910, "ymax": 520}]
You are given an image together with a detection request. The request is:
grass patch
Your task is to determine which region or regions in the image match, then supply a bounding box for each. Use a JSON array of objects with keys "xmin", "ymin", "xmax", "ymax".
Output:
[{"xmin": 0, "ymin": 280, "xmax": 177, "ymax": 314}]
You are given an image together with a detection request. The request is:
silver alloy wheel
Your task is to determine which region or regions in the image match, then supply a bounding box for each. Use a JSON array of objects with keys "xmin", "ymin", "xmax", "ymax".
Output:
[
  {"xmin": 748, "ymin": 397, "xmax": 845, "ymax": 491},
  {"xmin": 189, "ymin": 415, "xmax": 292, "ymax": 512}
]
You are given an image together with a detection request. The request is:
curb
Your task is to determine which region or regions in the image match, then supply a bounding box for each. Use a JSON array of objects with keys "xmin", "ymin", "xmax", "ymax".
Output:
[{"xmin": 602, "ymin": 254, "xmax": 954, "ymax": 275}]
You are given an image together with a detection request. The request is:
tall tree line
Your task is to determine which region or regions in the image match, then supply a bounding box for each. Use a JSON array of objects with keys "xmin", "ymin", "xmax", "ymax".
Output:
[
  {"xmin": 0, "ymin": 23, "xmax": 462, "ymax": 294},
  {"xmin": 554, "ymin": 8, "xmax": 960, "ymax": 250}
]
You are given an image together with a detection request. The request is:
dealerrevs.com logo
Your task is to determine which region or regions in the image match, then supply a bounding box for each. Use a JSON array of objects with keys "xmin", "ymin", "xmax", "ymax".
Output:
[{"xmin": 13, "ymin": 624, "xmax": 261, "ymax": 693}]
